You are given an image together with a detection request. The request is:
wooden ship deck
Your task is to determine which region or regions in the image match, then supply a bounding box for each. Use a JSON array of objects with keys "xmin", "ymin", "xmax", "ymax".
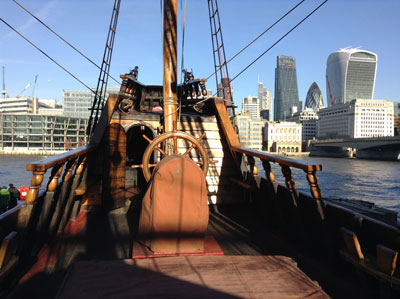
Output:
[{"xmin": 2, "ymin": 0, "xmax": 400, "ymax": 298}]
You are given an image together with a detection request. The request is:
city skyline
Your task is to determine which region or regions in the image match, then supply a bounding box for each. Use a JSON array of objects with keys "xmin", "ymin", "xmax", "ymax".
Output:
[{"xmin": 1, "ymin": 0, "xmax": 400, "ymax": 108}]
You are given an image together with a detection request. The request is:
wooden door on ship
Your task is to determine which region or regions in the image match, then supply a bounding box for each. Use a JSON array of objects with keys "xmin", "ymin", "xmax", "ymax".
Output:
[{"xmin": 126, "ymin": 124, "xmax": 155, "ymax": 192}]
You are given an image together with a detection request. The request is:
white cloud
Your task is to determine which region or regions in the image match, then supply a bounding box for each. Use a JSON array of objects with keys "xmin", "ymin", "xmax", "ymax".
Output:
[{"xmin": 2, "ymin": 0, "xmax": 59, "ymax": 41}]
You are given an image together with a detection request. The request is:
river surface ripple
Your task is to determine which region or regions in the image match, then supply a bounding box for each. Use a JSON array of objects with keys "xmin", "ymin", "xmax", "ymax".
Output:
[
  {"xmin": 258, "ymin": 157, "xmax": 400, "ymax": 217},
  {"xmin": 1, "ymin": 155, "xmax": 399, "ymax": 218}
]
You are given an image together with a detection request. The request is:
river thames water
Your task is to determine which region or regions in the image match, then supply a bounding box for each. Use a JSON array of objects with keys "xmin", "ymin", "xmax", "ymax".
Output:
[{"xmin": 1, "ymin": 155, "xmax": 399, "ymax": 216}]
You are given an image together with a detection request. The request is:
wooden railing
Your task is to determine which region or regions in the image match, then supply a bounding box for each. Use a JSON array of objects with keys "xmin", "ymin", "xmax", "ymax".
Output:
[
  {"xmin": 0, "ymin": 144, "xmax": 97, "ymax": 281},
  {"xmin": 231, "ymin": 146, "xmax": 323, "ymax": 200}
]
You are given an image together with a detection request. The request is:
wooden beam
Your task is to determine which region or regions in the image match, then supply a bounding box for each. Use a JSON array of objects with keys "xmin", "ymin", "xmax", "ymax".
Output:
[{"xmin": 213, "ymin": 99, "xmax": 240, "ymax": 148}]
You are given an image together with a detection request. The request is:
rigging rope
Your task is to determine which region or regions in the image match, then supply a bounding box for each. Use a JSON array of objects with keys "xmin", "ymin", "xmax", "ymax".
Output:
[
  {"xmin": 178, "ymin": 0, "xmax": 187, "ymax": 124},
  {"xmin": 206, "ymin": 0, "xmax": 305, "ymax": 81},
  {"xmin": 0, "ymin": 17, "xmax": 95, "ymax": 94},
  {"xmin": 230, "ymin": 0, "xmax": 328, "ymax": 83},
  {"xmin": 13, "ymin": 0, "xmax": 121, "ymax": 85}
]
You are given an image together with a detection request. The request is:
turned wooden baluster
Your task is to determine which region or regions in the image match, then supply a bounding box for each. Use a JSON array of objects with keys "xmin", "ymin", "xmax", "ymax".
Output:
[
  {"xmin": 262, "ymin": 160, "xmax": 276, "ymax": 184},
  {"xmin": 305, "ymin": 170, "xmax": 322, "ymax": 200},
  {"xmin": 37, "ymin": 163, "xmax": 64, "ymax": 224},
  {"xmin": 48, "ymin": 164, "xmax": 64, "ymax": 192},
  {"xmin": 58, "ymin": 156, "xmax": 87, "ymax": 231},
  {"xmin": 247, "ymin": 155, "xmax": 256, "ymax": 177},
  {"xmin": 63, "ymin": 159, "xmax": 78, "ymax": 184},
  {"xmin": 48, "ymin": 158, "xmax": 77, "ymax": 235},
  {"xmin": 26, "ymin": 170, "xmax": 46, "ymax": 205},
  {"xmin": 280, "ymin": 165, "xmax": 296, "ymax": 192}
]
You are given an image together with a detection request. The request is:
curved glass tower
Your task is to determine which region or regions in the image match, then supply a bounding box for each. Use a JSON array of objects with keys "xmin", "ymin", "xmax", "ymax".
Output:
[
  {"xmin": 326, "ymin": 48, "xmax": 377, "ymax": 106},
  {"xmin": 274, "ymin": 56, "xmax": 300, "ymax": 120},
  {"xmin": 304, "ymin": 82, "xmax": 323, "ymax": 111}
]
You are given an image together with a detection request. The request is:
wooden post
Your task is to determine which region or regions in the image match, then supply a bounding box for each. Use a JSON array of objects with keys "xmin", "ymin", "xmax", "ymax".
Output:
[
  {"xmin": 305, "ymin": 170, "xmax": 322, "ymax": 200},
  {"xmin": 163, "ymin": 0, "xmax": 178, "ymax": 133}
]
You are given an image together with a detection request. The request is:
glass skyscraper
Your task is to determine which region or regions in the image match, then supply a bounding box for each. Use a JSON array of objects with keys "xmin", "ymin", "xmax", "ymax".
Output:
[
  {"xmin": 304, "ymin": 82, "xmax": 323, "ymax": 111},
  {"xmin": 326, "ymin": 48, "xmax": 377, "ymax": 106},
  {"xmin": 274, "ymin": 56, "xmax": 300, "ymax": 121},
  {"xmin": 257, "ymin": 81, "xmax": 272, "ymax": 121}
]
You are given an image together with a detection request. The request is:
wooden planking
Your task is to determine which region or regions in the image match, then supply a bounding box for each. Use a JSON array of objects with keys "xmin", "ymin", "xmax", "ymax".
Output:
[
  {"xmin": 376, "ymin": 244, "xmax": 398, "ymax": 276},
  {"xmin": 58, "ymin": 256, "xmax": 329, "ymax": 298},
  {"xmin": 104, "ymin": 123, "xmax": 127, "ymax": 209},
  {"xmin": 179, "ymin": 121, "xmax": 220, "ymax": 131},
  {"xmin": 180, "ymin": 130, "xmax": 221, "ymax": 139},
  {"xmin": 174, "ymin": 138, "xmax": 223, "ymax": 150},
  {"xmin": 340, "ymin": 227, "xmax": 364, "ymax": 259},
  {"xmin": 0, "ymin": 231, "xmax": 18, "ymax": 269}
]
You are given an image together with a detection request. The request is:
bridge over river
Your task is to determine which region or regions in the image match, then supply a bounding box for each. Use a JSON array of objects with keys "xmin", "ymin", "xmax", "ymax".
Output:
[{"xmin": 310, "ymin": 136, "xmax": 400, "ymax": 160}]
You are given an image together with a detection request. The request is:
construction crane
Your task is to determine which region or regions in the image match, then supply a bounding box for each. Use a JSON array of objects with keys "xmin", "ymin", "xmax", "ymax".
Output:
[
  {"xmin": 16, "ymin": 82, "xmax": 31, "ymax": 98},
  {"xmin": 2, "ymin": 66, "xmax": 7, "ymax": 99},
  {"xmin": 31, "ymin": 75, "xmax": 38, "ymax": 98}
]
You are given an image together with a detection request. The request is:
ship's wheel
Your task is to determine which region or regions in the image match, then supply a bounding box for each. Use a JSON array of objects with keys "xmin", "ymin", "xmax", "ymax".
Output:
[{"xmin": 137, "ymin": 131, "xmax": 209, "ymax": 182}]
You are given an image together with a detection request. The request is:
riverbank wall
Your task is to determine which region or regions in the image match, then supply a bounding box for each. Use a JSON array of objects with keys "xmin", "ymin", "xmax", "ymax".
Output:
[
  {"xmin": 0, "ymin": 149, "xmax": 66, "ymax": 156},
  {"xmin": 309, "ymin": 146, "xmax": 354, "ymax": 158},
  {"xmin": 355, "ymin": 149, "xmax": 400, "ymax": 161},
  {"xmin": 262, "ymin": 151, "xmax": 310, "ymax": 158}
]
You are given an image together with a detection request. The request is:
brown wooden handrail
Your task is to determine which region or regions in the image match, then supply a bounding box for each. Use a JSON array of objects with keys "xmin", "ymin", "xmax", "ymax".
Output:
[
  {"xmin": 232, "ymin": 146, "xmax": 323, "ymax": 200},
  {"xmin": 26, "ymin": 144, "xmax": 97, "ymax": 172},
  {"xmin": 232, "ymin": 146, "xmax": 322, "ymax": 173},
  {"xmin": 25, "ymin": 144, "xmax": 97, "ymax": 204}
]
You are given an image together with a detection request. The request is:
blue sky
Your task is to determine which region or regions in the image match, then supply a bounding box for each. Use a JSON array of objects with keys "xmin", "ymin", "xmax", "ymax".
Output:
[{"xmin": 1, "ymin": 0, "xmax": 399, "ymax": 110}]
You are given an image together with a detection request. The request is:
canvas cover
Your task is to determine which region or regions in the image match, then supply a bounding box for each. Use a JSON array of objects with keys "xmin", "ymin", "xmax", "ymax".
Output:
[{"xmin": 138, "ymin": 154, "xmax": 209, "ymax": 253}]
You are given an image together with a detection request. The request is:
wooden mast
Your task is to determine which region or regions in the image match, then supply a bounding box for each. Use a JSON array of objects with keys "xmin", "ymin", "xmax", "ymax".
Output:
[{"xmin": 163, "ymin": 0, "xmax": 178, "ymax": 133}]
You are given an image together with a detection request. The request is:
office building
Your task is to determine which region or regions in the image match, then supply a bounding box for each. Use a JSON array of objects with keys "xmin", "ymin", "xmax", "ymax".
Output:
[
  {"xmin": 274, "ymin": 56, "xmax": 300, "ymax": 121},
  {"xmin": 263, "ymin": 121, "xmax": 302, "ymax": 153},
  {"xmin": 318, "ymin": 99, "xmax": 393, "ymax": 139},
  {"xmin": 236, "ymin": 112, "xmax": 264, "ymax": 150},
  {"xmin": 241, "ymin": 96, "xmax": 260, "ymax": 120},
  {"xmin": 63, "ymin": 86, "xmax": 120, "ymax": 118},
  {"xmin": 288, "ymin": 108, "xmax": 319, "ymax": 141},
  {"xmin": 0, "ymin": 113, "xmax": 88, "ymax": 151},
  {"xmin": 326, "ymin": 48, "xmax": 377, "ymax": 106},
  {"xmin": 393, "ymin": 102, "xmax": 400, "ymax": 135},
  {"xmin": 257, "ymin": 81, "xmax": 272, "ymax": 120},
  {"xmin": 305, "ymin": 82, "xmax": 324, "ymax": 111},
  {"xmin": 0, "ymin": 97, "xmax": 58, "ymax": 114}
]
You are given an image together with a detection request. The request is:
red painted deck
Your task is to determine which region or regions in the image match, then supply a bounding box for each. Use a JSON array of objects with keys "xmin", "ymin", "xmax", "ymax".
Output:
[{"xmin": 132, "ymin": 236, "xmax": 224, "ymax": 258}]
